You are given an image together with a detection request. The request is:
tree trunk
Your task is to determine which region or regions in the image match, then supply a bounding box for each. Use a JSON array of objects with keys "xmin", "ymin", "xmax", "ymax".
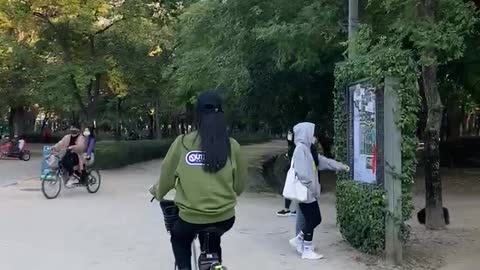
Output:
[
  {"xmin": 41, "ymin": 114, "xmax": 50, "ymax": 134},
  {"xmin": 115, "ymin": 99, "xmax": 122, "ymax": 140},
  {"xmin": 86, "ymin": 73, "xmax": 102, "ymax": 123},
  {"xmin": 446, "ymin": 103, "xmax": 462, "ymax": 140},
  {"xmin": 422, "ymin": 60, "xmax": 446, "ymax": 230},
  {"xmin": 13, "ymin": 107, "xmax": 26, "ymax": 136},
  {"xmin": 8, "ymin": 108, "xmax": 15, "ymax": 138},
  {"xmin": 148, "ymin": 113, "xmax": 154, "ymax": 139},
  {"xmin": 417, "ymin": 0, "xmax": 446, "ymax": 230},
  {"xmin": 155, "ymin": 100, "xmax": 162, "ymax": 139}
]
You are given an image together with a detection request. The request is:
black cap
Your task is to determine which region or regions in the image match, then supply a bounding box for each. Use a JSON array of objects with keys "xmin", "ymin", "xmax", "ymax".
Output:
[{"xmin": 196, "ymin": 90, "xmax": 224, "ymax": 114}]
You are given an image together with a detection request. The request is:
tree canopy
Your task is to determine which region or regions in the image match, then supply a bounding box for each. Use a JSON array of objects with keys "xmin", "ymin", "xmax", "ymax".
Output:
[{"xmin": 0, "ymin": 0, "xmax": 479, "ymax": 140}]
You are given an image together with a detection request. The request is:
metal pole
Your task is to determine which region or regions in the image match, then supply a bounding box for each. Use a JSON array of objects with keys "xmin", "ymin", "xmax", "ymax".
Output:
[{"xmin": 348, "ymin": 0, "xmax": 359, "ymax": 58}]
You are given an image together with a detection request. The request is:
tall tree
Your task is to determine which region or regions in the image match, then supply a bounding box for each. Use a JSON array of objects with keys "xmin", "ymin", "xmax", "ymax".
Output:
[{"xmin": 360, "ymin": 0, "xmax": 478, "ymax": 229}]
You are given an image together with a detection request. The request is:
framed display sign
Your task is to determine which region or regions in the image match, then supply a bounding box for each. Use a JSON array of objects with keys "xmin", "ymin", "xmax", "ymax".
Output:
[{"xmin": 346, "ymin": 79, "xmax": 384, "ymax": 185}]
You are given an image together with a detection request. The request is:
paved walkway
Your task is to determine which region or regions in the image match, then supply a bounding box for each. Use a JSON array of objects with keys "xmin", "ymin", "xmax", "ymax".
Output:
[
  {"xmin": 0, "ymin": 141, "xmax": 367, "ymax": 270},
  {"xmin": 0, "ymin": 144, "xmax": 42, "ymax": 187}
]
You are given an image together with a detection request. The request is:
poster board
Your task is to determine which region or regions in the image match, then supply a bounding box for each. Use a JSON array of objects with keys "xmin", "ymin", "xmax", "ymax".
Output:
[{"xmin": 347, "ymin": 80, "xmax": 384, "ymax": 185}]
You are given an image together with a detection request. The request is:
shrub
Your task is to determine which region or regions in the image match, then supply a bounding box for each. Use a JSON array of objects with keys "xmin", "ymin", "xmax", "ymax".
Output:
[
  {"xmin": 23, "ymin": 132, "xmax": 63, "ymax": 143},
  {"xmin": 336, "ymin": 181, "xmax": 386, "ymax": 253},
  {"xmin": 94, "ymin": 139, "xmax": 173, "ymax": 170},
  {"xmin": 93, "ymin": 133, "xmax": 274, "ymax": 170},
  {"xmin": 231, "ymin": 133, "xmax": 273, "ymax": 145}
]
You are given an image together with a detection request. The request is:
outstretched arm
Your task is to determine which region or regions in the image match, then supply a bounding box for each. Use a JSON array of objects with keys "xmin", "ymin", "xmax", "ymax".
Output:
[{"xmin": 317, "ymin": 155, "xmax": 349, "ymax": 172}]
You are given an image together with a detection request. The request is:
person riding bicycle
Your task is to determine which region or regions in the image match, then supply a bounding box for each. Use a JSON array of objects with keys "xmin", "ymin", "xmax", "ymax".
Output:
[
  {"xmin": 51, "ymin": 125, "xmax": 87, "ymax": 187},
  {"xmin": 7, "ymin": 135, "xmax": 19, "ymax": 154},
  {"xmin": 83, "ymin": 127, "xmax": 96, "ymax": 167},
  {"xmin": 151, "ymin": 91, "xmax": 247, "ymax": 270}
]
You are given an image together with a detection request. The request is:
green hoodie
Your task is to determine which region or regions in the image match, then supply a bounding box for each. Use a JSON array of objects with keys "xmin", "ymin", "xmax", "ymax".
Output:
[{"xmin": 155, "ymin": 132, "xmax": 247, "ymax": 224}]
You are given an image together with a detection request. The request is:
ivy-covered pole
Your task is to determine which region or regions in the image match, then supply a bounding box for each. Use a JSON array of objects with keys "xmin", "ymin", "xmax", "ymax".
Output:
[
  {"xmin": 384, "ymin": 77, "xmax": 403, "ymax": 264},
  {"xmin": 348, "ymin": 0, "xmax": 359, "ymax": 58}
]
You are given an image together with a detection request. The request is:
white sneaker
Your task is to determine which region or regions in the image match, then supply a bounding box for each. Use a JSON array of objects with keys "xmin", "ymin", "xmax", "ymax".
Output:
[
  {"xmin": 302, "ymin": 241, "xmax": 324, "ymax": 260},
  {"xmin": 289, "ymin": 233, "xmax": 304, "ymax": 254},
  {"xmin": 66, "ymin": 178, "xmax": 79, "ymax": 188}
]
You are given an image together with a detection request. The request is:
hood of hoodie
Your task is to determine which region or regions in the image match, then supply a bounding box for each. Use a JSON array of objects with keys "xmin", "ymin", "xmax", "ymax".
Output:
[{"xmin": 293, "ymin": 122, "xmax": 315, "ymax": 147}]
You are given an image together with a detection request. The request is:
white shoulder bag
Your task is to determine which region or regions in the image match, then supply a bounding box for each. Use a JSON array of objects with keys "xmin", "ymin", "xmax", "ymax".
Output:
[{"xmin": 282, "ymin": 159, "xmax": 308, "ymax": 202}]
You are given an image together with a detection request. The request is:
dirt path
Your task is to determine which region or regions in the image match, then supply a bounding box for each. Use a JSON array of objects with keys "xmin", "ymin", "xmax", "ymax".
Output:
[
  {"xmin": 0, "ymin": 144, "xmax": 44, "ymax": 187},
  {"xmin": 1, "ymin": 141, "xmax": 479, "ymax": 270},
  {"xmin": 0, "ymin": 158, "xmax": 367, "ymax": 270}
]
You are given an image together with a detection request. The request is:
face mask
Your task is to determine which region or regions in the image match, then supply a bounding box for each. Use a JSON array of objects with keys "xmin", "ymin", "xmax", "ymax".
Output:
[{"xmin": 83, "ymin": 131, "xmax": 91, "ymax": 137}]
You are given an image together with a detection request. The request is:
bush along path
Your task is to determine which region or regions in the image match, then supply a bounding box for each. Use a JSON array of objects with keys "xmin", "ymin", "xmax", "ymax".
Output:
[{"xmin": 93, "ymin": 135, "xmax": 277, "ymax": 170}]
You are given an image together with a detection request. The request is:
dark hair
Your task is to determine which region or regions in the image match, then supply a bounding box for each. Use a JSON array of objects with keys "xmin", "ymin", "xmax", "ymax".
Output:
[
  {"xmin": 196, "ymin": 91, "xmax": 230, "ymax": 173},
  {"xmin": 310, "ymin": 144, "xmax": 319, "ymax": 167}
]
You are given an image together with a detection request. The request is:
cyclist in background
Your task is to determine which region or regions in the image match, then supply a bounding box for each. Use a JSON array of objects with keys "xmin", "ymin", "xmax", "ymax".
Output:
[
  {"xmin": 152, "ymin": 91, "xmax": 247, "ymax": 270},
  {"xmin": 52, "ymin": 125, "xmax": 87, "ymax": 187}
]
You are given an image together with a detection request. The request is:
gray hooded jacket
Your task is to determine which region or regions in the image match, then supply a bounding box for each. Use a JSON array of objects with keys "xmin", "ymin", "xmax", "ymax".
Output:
[{"xmin": 292, "ymin": 122, "xmax": 320, "ymax": 203}]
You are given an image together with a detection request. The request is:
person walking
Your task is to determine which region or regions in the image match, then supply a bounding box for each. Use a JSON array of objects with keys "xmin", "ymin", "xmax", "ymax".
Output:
[
  {"xmin": 277, "ymin": 130, "xmax": 297, "ymax": 217},
  {"xmin": 293, "ymin": 142, "xmax": 349, "ymax": 236},
  {"xmin": 151, "ymin": 91, "xmax": 247, "ymax": 270},
  {"xmin": 287, "ymin": 124, "xmax": 349, "ymax": 259},
  {"xmin": 285, "ymin": 122, "xmax": 324, "ymax": 260}
]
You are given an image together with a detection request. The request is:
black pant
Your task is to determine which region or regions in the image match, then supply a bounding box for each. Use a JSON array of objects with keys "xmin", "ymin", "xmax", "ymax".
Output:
[
  {"xmin": 61, "ymin": 152, "xmax": 79, "ymax": 176},
  {"xmin": 171, "ymin": 217, "xmax": 235, "ymax": 270},
  {"xmin": 299, "ymin": 201, "xmax": 322, "ymax": 241},
  {"xmin": 285, "ymin": 199, "xmax": 292, "ymax": 209}
]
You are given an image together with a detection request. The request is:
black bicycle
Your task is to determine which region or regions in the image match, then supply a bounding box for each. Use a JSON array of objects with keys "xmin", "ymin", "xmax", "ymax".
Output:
[
  {"xmin": 41, "ymin": 150, "xmax": 101, "ymax": 199},
  {"xmin": 159, "ymin": 200, "xmax": 227, "ymax": 270}
]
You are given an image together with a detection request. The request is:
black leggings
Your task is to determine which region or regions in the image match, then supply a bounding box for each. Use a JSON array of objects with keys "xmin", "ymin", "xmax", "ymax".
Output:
[
  {"xmin": 61, "ymin": 152, "xmax": 79, "ymax": 176},
  {"xmin": 299, "ymin": 201, "xmax": 322, "ymax": 242},
  {"xmin": 285, "ymin": 199, "xmax": 292, "ymax": 209},
  {"xmin": 171, "ymin": 217, "xmax": 235, "ymax": 270}
]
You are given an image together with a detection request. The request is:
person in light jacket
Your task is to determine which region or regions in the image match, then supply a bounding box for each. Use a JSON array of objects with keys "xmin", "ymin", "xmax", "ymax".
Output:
[
  {"xmin": 288, "ymin": 124, "xmax": 349, "ymax": 259},
  {"xmin": 52, "ymin": 125, "xmax": 87, "ymax": 187},
  {"xmin": 294, "ymin": 148, "xmax": 349, "ymax": 235},
  {"xmin": 288, "ymin": 122, "xmax": 323, "ymax": 260}
]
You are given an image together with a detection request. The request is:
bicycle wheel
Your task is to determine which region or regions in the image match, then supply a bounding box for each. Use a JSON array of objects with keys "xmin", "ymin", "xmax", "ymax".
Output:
[
  {"xmin": 21, "ymin": 152, "xmax": 31, "ymax": 161},
  {"xmin": 41, "ymin": 171, "xmax": 62, "ymax": 199},
  {"xmin": 86, "ymin": 169, "xmax": 101, "ymax": 193}
]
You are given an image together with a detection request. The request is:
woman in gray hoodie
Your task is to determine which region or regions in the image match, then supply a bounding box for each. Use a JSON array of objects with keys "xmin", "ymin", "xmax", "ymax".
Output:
[
  {"xmin": 287, "ymin": 122, "xmax": 349, "ymax": 259},
  {"xmin": 288, "ymin": 122, "xmax": 323, "ymax": 260}
]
